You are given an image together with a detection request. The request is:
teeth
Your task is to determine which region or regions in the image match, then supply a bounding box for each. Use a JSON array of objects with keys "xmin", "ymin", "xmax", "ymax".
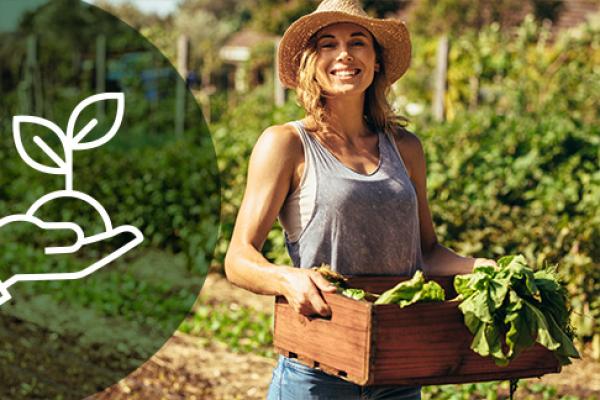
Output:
[{"xmin": 333, "ymin": 69, "xmax": 358, "ymax": 77}]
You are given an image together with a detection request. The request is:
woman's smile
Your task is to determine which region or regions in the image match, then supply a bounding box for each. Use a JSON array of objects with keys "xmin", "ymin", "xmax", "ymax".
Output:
[
  {"xmin": 314, "ymin": 23, "xmax": 377, "ymax": 95},
  {"xmin": 330, "ymin": 67, "xmax": 362, "ymax": 79}
]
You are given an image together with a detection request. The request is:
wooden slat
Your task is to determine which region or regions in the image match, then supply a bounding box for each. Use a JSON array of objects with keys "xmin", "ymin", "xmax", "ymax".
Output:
[
  {"xmin": 273, "ymin": 293, "xmax": 372, "ymax": 384},
  {"xmin": 371, "ymin": 300, "xmax": 561, "ymax": 385}
]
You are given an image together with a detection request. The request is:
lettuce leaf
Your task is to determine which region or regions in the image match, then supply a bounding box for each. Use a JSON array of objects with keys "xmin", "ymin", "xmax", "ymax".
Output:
[{"xmin": 454, "ymin": 254, "xmax": 580, "ymax": 366}]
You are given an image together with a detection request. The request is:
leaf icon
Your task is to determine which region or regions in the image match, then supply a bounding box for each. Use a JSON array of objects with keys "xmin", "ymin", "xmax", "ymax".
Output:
[
  {"xmin": 12, "ymin": 116, "xmax": 67, "ymax": 175},
  {"xmin": 67, "ymin": 93, "xmax": 125, "ymax": 150}
]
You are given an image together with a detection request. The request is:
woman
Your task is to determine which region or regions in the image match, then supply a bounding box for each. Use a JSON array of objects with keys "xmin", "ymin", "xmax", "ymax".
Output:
[{"xmin": 225, "ymin": 0, "xmax": 495, "ymax": 398}]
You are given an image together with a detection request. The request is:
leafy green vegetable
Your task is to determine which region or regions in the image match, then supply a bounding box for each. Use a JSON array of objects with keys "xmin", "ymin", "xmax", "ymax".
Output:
[
  {"xmin": 374, "ymin": 270, "xmax": 445, "ymax": 307},
  {"xmin": 454, "ymin": 254, "xmax": 580, "ymax": 366},
  {"xmin": 341, "ymin": 288, "xmax": 367, "ymax": 300}
]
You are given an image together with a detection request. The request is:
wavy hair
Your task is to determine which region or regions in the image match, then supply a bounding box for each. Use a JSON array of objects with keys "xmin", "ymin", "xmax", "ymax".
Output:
[{"xmin": 295, "ymin": 35, "xmax": 408, "ymax": 137}]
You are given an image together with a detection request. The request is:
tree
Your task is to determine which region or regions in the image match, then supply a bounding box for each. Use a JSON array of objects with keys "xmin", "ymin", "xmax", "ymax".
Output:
[
  {"xmin": 249, "ymin": 0, "xmax": 315, "ymax": 35},
  {"xmin": 406, "ymin": 0, "xmax": 566, "ymax": 37},
  {"xmin": 362, "ymin": 0, "xmax": 410, "ymax": 18},
  {"xmin": 93, "ymin": 0, "xmax": 166, "ymax": 30},
  {"xmin": 173, "ymin": 6, "xmax": 235, "ymax": 87}
]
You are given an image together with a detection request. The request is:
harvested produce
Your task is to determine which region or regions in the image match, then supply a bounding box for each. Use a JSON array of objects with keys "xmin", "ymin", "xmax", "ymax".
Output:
[
  {"xmin": 374, "ymin": 270, "xmax": 445, "ymax": 307},
  {"xmin": 314, "ymin": 265, "xmax": 445, "ymax": 306},
  {"xmin": 312, "ymin": 264, "xmax": 379, "ymax": 301},
  {"xmin": 341, "ymin": 288, "xmax": 370, "ymax": 301},
  {"xmin": 312, "ymin": 264, "xmax": 349, "ymax": 289},
  {"xmin": 454, "ymin": 255, "xmax": 580, "ymax": 366},
  {"xmin": 314, "ymin": 265, "xmax": 445, "ymax": 307}
]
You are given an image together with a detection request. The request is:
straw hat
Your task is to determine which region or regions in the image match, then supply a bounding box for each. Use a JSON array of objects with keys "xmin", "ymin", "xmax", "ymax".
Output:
[{"xmin": 277, "ymin": 0, "xmax": 411, "ymax": 89}]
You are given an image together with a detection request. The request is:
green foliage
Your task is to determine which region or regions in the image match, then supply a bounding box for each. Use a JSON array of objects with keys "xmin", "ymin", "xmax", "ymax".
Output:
[
  {"xmin": 0, "ymin": 130, "xmax": 220, "ymax": 271},
  {"xmin": 454, "ymin": 255, "xmax": 579, "ymax": 366},
  {"xmin": 179, "ymin": 302, "xmax": 274, "ymax": 356},
  {"xmin": 362, "ymin": 0, "xmax": 408, "ymax": 18},
  {"xmin": 0, "ymin": 248, "xmax": 200, "ymax": 332},
  {"xmin": 421, "ymin": 380, "xmax": 593, "ymax": 400},
  {"xmin": 374, "ymin": 270, "xmax": 446, "ymax": 306},
  {"xmin": 406, "ymin": 0, "xmax": 564, "ymax": 37},
  {"xmin": 341, "ymin": 288, "xmax": 369, "ymax": 300},
  {"xmin": 248, "ymin": 0, "xmax": 315, "ymax": 35}
]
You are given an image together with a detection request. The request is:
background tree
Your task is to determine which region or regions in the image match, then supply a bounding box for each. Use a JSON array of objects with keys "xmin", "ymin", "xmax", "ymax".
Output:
[
  {"xmin": 93, "ymin": 0, "xmax": 166, "ymax": 29},
  {"xmin": 406, "ymin": 0, "xmax": 566, "ymax": 37},
  {"xmin": 362, "ymin": 0, "xmax": 410, "ymax": 18},
  {"xmin": 173, "ymin": 4, "xmax": 235, "ymax": 88}
]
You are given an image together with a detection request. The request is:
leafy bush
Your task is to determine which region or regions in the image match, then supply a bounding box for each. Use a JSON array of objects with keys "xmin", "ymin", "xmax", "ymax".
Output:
[{"xmin": 0, "ymin": 128, "xmax": 220, "ymax": 272}]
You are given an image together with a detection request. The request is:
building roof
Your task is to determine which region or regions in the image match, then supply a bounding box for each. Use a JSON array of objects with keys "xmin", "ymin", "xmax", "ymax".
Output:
[
  {"xmin": 220, "ymin": 29, "xmax": 279, "ymax": 63},
  {"xmin": 224, "ymin": 30, "xmax": 278, "ymax": 48}
]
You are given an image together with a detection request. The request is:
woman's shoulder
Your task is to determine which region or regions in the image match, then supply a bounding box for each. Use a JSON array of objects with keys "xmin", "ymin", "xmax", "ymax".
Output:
[
  {"xmin": 251, "ymin": 123, "xmax": 304, "ymax": 166},
  {"xmin": 390, "ymin": 125, "xmax": 425, "ymax": 179},
  {"xmin": 257, "ymin": 123, "xmax": 302, "ymax": 150},
  {"xmin": 391, "ymin": 125, "xmax": 422, "ymax": 149}
]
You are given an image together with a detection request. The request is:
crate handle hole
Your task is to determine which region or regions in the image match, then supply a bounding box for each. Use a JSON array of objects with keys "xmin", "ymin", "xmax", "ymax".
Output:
[
  {"xmin": 313, "ymin": 361, "xmax": 320, "ymax": 369},
  {"xmin": 337, "ymin": 370, "xmax": 348, "ymax": 378},
  {"xmin": 288, "ymin": 352, "xmax": 298, "ymax": 359}
]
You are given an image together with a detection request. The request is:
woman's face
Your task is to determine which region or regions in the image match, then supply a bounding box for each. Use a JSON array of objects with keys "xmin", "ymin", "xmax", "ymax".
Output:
[{"xmin": 313, "ymin": 22, "xmax": 378, "ymax": 98}]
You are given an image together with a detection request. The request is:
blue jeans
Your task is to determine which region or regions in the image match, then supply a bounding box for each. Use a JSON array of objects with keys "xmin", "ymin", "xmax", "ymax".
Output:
[{"xmin": 267, "ymin": 356, "xmax": 422, "ymax": 400}]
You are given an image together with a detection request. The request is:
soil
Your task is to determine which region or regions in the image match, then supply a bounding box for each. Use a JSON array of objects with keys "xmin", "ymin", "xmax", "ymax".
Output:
[{"xmin": 89, "ymin": 273, "xmax": 600, "ymax": 400}]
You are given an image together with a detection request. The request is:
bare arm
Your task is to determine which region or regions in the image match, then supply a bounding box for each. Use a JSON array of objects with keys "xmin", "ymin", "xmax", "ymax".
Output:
[
  {"xmin": 224, "ymin": 125, "xmax": 336, "ymax": 316},
  {"xmin": 396, "ymin": 131, "xmax": 494, "ymax": 276}
]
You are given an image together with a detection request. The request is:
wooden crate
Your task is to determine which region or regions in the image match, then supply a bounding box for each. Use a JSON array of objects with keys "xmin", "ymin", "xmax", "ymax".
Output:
[{"xmin": 273, "ymin": 275, "xmax": 561, "ymax": 386}]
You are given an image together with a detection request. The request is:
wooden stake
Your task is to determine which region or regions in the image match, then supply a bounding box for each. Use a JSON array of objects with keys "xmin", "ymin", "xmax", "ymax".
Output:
[
  {"xmin": 96, "ymin": 34, "xmax": 106, "ymax": 120},
  {"xmin": 274, "ymin": 38, "xmax": 285, "ymax": 107},
  {"xmin": 175, "ymin": 35, "xmax": 189, "ymax": 137},
  {"xmin": 433, "ymin": 35, "xmax": 449, "ymax": 122}
]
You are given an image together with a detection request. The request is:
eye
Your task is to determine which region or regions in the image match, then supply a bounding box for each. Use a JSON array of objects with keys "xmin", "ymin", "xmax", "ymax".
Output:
[
  {"xmin": 351, "ymin": 41, "xmax": 365, "ymax": 46},
  {"xmin": 319, "ymin": 42, "xmax": 335, "ymax": 49}
]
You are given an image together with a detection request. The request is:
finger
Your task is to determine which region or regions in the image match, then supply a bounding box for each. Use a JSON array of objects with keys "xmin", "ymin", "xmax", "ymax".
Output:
[
  {"xmin": 308, "ymin": 290, "xmax": 331, "ymax": 317},
  {"xmin": 310, "ymin": 271, "xmax": 337, "ymax": 293}
]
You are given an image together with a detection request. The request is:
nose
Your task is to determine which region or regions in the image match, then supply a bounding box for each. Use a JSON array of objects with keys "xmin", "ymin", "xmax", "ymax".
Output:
[{"xmin": 336, "ymin": 46, "xmax": 353, "ymax": 62}]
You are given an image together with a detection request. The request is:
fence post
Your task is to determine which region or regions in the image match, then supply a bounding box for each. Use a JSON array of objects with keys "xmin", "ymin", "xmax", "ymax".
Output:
[
  {"xmin": 433, "ymin": 35, "xmax": 449, "ymax": 122},
  {"xmin": 22, "ymin": 34, "xmax": 43, "ymax": 115},
  {"xmin": 274, "ymin": 37, "xmax": 285, "ymax": 107},
  {"xmin": 175, "ymin": 34, "xmax": 189, "ymax": 137},
  {"xmin": 96, "ymin": 34, "xmax": 106, "ymax": 120}
]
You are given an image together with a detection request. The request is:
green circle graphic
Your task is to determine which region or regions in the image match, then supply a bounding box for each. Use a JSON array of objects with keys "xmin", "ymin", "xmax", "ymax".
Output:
[{"xmin": 0, "ymin": 1, "xmax": 220, "ymax": 399}]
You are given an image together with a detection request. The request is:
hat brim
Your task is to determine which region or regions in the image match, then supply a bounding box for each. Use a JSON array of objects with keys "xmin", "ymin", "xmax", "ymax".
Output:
[{"xmin": 277, "ymin": 11, "xmax": 411, "ymax": 89}]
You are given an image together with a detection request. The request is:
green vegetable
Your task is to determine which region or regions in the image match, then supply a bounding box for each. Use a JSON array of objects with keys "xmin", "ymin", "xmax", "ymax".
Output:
[
  {"xmin": 374, "ymin": 270, "xmax": 445, "ymax": 307},
  {"xmin": 341, "ymin": 288, "xmax": 368, "ymax": 300},
  {"xmin": 454, "ymin": 254, "xmax": 580, "ymax": 366}
]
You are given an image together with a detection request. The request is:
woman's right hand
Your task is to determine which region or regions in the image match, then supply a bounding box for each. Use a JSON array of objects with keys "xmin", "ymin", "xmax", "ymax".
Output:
[{"xmin": 279, "ymin": 267, "xmax": 337, "ymax": 317}]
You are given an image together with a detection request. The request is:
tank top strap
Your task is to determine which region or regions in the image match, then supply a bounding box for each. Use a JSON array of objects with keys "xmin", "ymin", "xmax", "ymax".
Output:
[
  {"xmin": 382, "ymin": 130, "xmax": 410, "ymax": 177},
  {"xmin": 288, "ymin": 120, "xmax": 339, "ymax": 174}
]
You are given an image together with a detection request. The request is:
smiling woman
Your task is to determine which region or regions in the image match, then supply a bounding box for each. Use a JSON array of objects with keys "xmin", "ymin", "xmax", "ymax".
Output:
[
  {"xmin": 224, "ymin": 0, "xmax": 495, "ymax": 399},
  {"xmin": 313, "ymin": 24, "xmax": 377, "ymax": 94}
]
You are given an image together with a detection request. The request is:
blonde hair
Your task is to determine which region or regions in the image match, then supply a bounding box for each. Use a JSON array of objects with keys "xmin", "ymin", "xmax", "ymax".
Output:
[{"xmin": 295, "ymin": 36, "xmax": 408, "ymax": 137}]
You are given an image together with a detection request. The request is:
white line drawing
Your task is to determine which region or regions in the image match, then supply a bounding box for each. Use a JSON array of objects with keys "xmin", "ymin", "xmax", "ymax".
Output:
[{"xmin": 0, "ymin": 93, "xmax": 144, "ymax": 307}]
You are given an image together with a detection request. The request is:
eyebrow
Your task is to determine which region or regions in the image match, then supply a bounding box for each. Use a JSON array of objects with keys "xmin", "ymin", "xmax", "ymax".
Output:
[{"xmin": 316, "ymin": 31, "xmax": 369, "ymax": 41}]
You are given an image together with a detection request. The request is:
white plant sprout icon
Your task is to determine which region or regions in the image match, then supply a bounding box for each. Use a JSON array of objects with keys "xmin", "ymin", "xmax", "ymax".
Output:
[{"xmin": 0, "ymin": 93, "xmax": 144, "ymax": 307}]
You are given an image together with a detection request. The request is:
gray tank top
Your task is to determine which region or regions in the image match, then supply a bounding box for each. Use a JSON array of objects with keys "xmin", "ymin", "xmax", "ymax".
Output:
[{"xmin": 285, "ymin": 120, "xmax": 423, "ymax": 276}]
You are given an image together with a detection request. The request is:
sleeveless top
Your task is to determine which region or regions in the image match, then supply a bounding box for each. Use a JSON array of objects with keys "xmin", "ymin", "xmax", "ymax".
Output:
[{"xmin": 281, "ymin": 120, "xmax": 424, "ymax": 276}]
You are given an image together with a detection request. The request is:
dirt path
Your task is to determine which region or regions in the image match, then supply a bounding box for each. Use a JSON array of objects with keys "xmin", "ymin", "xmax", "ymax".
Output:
[
  {"xmin": 90, "ymin": 274, "xmax": 277, "ymax": 400},
  {"xmin": 91, "ymin": 273, "xmax": 600, "ymax": 399}
]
